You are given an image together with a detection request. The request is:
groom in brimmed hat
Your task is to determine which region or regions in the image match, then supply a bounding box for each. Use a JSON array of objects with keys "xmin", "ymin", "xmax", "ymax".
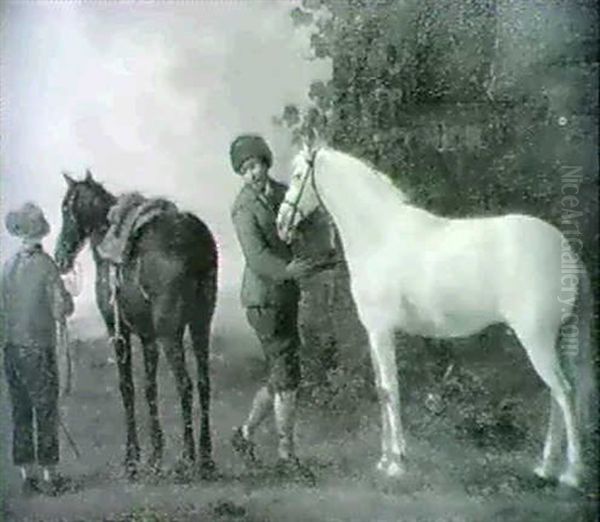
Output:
[
  {"xmin": 2, "ymin": 202, "xmax": 74, "ymax": 495},
  {"xmin": 229, "ymin": 134, "xmax": 318, "ymax": 481}
]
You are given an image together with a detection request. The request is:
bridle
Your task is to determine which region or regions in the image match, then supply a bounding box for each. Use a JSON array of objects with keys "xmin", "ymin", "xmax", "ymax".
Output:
[
  {"xmin": 279, "ymin": 149, "xmax": 323, "ymax": 238},
  {"xmin": 58, "ymin": 189, "xmax": 87, "ymax": 264}
]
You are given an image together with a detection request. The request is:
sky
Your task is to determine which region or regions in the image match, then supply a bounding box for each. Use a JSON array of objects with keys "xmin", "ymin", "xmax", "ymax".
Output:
[{"xmin": 1, "ymin": 0, "xmax": 331, "ymax": 334}]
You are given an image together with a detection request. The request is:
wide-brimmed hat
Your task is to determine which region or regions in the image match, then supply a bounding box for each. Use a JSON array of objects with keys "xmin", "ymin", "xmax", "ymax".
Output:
[
  {"xmin": 5, "ymin": 202, "xmax": 50, "ymax": 240},
  {"xmin": 230, "ymin": 134, "xmax": 273, "ymax": 174}
]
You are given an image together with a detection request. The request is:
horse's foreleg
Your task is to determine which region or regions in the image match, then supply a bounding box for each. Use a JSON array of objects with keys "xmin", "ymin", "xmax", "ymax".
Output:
[
  {"xmin": 112, "ymin": 332, "xmax": 140, "ymax": 476},
  {"xmin": 189, "ymin": 319, "xmax": 214, "ymax": 473},
  {"xmin": 141, "ymin": 337, "xmax": 163, "ymax": 472},
  {"xmin": 367, "ymin": 339, "xmax": 391, "ymax": 469},
  {"xmin": 160, "ymin": 335, "xmax": 195, "ymax": 465},
  {"xmin": 368, "ymin": 328, "xmax": 406, "ymax": 478}
]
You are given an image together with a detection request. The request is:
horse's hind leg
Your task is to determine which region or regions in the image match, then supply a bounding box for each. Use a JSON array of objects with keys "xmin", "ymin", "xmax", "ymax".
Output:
[
  {"xmin": 514, "ymin": 325, "xmax": 582, "ymax": 487},
  {"xmin": 140, "ymin": 336, "xmax": 164, "ymax": 472},
  {"xmin": 534, "ymin": 396, "xmax": 565, "ymax": 480},
  {"xmin": 159, "ymin": 332, "xmax": 195, "ymax": 466},
  {"xmin": 189, "ymin": 316, "xmax": 214, "ymax": 473}
]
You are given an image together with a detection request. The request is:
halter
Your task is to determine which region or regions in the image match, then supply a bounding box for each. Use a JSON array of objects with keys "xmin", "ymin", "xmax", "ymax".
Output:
[{"xmin": 280, "ymin": 149, "xmax": 323, "ymax": 238}]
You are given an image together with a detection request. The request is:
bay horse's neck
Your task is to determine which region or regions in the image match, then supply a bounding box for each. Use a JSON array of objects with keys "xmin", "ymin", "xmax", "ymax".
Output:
[{"xmin": 88, "ymin": 188, "xmax": 117, "ymax": 250}]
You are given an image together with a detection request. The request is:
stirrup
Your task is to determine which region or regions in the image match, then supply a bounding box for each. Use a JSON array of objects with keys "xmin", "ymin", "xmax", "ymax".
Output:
[{"xmin": 110, "ymin": 334, "xmax": 126, "ymax": 346}]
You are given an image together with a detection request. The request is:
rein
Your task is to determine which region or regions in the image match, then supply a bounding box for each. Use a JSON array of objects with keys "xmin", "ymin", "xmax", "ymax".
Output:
[
  {"xmin": 108, "ymin": 264, "xmax": 127, "ymax": 347},
  {"xmin": 281, "ymin": 150, "xmax": 325, "ymax": 238}
]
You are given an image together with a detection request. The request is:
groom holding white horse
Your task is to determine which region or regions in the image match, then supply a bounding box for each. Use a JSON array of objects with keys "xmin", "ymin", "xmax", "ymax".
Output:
[{"xmin": 228, "ymin": 134, "xmax": 324, "ymax": 481}]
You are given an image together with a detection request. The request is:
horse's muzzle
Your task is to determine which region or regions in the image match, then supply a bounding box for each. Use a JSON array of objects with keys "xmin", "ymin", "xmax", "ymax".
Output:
[
  {"xmin": 277, "ymin": 218, "xmax": 294, "ymax": 244},
  {"xmin": 54, "ymin": 252, "xmax": 73, "ymax": 274}
]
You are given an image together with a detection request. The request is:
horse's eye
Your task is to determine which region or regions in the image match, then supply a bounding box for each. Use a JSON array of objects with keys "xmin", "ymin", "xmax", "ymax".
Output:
[{"xmin": 63, "ymin": 195, "xmax": 75, "ymax": 213}]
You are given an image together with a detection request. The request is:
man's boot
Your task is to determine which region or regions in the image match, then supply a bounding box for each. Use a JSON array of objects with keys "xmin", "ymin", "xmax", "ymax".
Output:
[
  {"xmin": 274, "ymin": 390, "xmax": 296, "ymax": 460},
  {"xmin": 20, "ymin": 464, "xmax": 40, "ymax": 496},
  {"xmin": 232, "ymin": 386, "xmax": 272, "ymax": 467},
  {"xmin": 274, "ymin": 390, "xmax": 315, "ymax": 485}
]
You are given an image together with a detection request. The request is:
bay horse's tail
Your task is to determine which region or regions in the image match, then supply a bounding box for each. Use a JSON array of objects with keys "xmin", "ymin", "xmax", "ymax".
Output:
[
  {"xmin": 179, "ymin": 211, "xmax": 219, "ymax": 317},
  {"xmin": 181, "ymin": 211, "xmax": 218, "ymax": 349},
  {"xmin": 181, "ymin": 211, "xmax": 218, "ymax": 469}
]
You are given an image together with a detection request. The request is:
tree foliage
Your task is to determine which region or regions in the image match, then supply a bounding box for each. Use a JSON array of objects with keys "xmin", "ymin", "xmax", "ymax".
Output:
[{"xmin": 276, "ymin": 0, "xmax": 598, "ymax": 273}]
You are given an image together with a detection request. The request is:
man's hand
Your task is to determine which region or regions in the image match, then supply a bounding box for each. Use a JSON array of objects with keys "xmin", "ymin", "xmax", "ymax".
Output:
[
  {"xmin": 315, "ymin": 250, "xmax": 341, "ymax": 270},
  {"xmin": 61, "ymin": 260, "xmax": 83, "ymax": 297},
  {"xmin": 285, "ymin": 258, "xmax": 316, "ymax": 280}
]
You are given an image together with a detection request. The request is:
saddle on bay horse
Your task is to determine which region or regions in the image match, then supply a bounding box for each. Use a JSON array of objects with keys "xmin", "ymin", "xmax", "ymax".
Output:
[
  {"xmin": 97, "ymin": 192, "xmax": 178, "ymax": 265},
  {"xmin": 97, "ymin": 192, "xmax": 179, "ymax": 342}
]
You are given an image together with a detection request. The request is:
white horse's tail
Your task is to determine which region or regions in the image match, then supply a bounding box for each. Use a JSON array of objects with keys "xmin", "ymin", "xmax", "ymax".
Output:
[{"xmin": 563, "ymin": 266, "xmax": 598, "ymax": 467}]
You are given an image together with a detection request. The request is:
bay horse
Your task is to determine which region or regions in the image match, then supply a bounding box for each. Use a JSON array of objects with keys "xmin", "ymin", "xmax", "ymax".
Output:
[
  {"xmin": 276, "ymin": 146, "xmax": 596, "ymax": 489},
  {"xmin": 55, "ymin": 170, "xmax": 218, "ymax": 478}
]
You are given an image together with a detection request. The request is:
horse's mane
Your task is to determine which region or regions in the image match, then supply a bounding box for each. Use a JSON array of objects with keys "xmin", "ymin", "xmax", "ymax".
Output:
[
  {"xmin": 316, "ymin": 147, "xmax": 411, "ymax": 206},
  {"xmin": 74, "ymin": 177, "xmax": 115, "ymax": 202}
]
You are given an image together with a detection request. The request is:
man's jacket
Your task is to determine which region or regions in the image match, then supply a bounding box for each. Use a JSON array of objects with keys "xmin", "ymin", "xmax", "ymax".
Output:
[
  {"xmin": 2, "ymin": 244, "xmax": 74, "ymax": 348},
  {"xmin": 231, "ymin": 180, "xmax": 299, "ymax": 308}
]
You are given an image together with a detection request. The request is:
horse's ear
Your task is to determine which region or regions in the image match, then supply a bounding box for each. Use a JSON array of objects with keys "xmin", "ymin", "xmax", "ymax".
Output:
[
  {"xmin": 313, "ymin": 128, "xmax": 325, "ymax": 150},
  {"xmin": 85, "ymin": 169, "xmax": 94, "ymax": 183},
  {"xmin": 63, "ymin": 172, "xmax": 75, "ymax": 187},
  {"xmin": 300, "ymin": 138, "xmax": 311, "ymax": 157},
  {"xmin": 305, "ymin": 128, "xmax": 316, "ymax": 151},
  {"xmin": 303, "ymin": 128, "xmax": 324, "ymax": 156}
]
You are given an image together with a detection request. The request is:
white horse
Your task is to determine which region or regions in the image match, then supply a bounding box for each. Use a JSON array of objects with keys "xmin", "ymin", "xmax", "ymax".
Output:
[{"xmin": 276, "ymin": 145, "xmax": 596, "ymax": 488}]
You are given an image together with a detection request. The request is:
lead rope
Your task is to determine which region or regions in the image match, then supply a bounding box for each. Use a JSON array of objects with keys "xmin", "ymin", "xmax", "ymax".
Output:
[
  {"xmin": 56, "ymin": 318, "xmax": 72, "ymax": 396},
  {"xmin": 108, "ymin": 264, "xmax": 126, "ymax": 346}
]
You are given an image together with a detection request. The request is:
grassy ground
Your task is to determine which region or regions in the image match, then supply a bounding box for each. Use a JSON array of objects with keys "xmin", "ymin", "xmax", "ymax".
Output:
[{"xmin": 1, "ymin": 284, "xmax": 598, "ymax": 521}]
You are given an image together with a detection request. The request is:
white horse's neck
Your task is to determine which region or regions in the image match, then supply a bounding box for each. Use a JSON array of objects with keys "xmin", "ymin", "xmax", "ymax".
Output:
[{"xmin": 313, "ymin": 149, "xmax": 428, "ymax": 261}]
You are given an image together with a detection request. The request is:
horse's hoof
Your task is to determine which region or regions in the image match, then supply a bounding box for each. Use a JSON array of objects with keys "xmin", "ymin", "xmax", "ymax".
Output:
[
  {"xmin": 124, "ymin": 462, "xmax": 139, "ymax": 482},
  {"xmin": 376, "ymin": 457, "xmax": 389, "ymax": 473},
  {"xmin": 376, "ymin": 455, "xmax": 405, "ymax": 478},
  {"xmin": 124, "ymin": 446, "xmax": 141, "ymax": 475},
  {"xmin": 172, "ymin": 459, "xmax": 195, "ymax": 483},
  {"xmin": 148, "ymin": 460, "xmax": 162, "ymax": 476},
  {"xmin": 533, "ymin": 464, "xmax": 553, "ymax": 480},
  {"xmin": 198, "ymin": 458, "xmax": 218, "ymax": 480},
  {"xmin": 385, "ymin": 458, "xmax": 405, "ymax": 478},
  {"xmin": 199, "ymin": 467, "xmax": 219, "ymax": 481},
  {"xmin": 559, "ymin": 469, "xmax": 582, "ymax": 489}
]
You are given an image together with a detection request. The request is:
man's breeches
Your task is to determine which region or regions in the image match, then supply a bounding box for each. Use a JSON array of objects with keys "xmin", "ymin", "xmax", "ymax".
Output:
[
  {"xmin": 246, "ymin": 305, "xmax": 301, "ymax": 392},
  {"xmin": 4, "ymin": 344, "xmax": 59, "ymax": 466}
]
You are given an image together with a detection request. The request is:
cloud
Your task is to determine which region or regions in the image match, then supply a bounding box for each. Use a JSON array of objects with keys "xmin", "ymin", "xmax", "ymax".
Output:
[{"xmin": 1, "ymin": 1, "xmax": 331, "ymax": 329}]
